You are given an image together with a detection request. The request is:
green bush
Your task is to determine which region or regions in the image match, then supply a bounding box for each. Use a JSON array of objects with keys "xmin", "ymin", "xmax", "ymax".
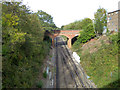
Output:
[
  {"xmin": 78, "ymin": 23, "xmax": 96, "ymax": 43},
  {"xmin": 43, "ymin": 71, "xmax": 47, "ymax": 78},
  {"xmin": 109, "ymin": 33, "xmax": 119, "ymax": 44},
  {"xmin": 36, "ymin": 80, "xmax": 43, "ymax": 88}
]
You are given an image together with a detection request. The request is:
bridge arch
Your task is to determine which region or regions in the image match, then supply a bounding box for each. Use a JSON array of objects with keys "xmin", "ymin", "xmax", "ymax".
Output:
[{"xmin": 45, "ymin": 30, "xmax": 81, "ymax": 48}]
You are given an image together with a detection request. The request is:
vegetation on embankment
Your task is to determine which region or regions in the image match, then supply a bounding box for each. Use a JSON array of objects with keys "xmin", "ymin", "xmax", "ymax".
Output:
[
  {"xmin": 61, "ymin": 7, "xmax": 119, "ymax": 88},
  {"xmin": 61, "ymin": 35, "xmax": 68, "ymax": 41},
  {"xmin": 2, "ymin": 2, "xmax": 56, "ymax": 88},
  {"xmin": 61, "ymin": 18, "xmax": 93, "ymax": 30},
  {"xmin": 72, "ymin": 33, "xmax": 119, "ymax": 88}
]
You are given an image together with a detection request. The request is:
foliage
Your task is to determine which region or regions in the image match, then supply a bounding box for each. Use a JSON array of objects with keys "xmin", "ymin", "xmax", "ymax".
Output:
[
  {"xmin": 73, "ymin": 34, "xmax": 119, "ymax": 88},
  {"xmin": 61, "ymin": 35, "xmax": 68, "ymax": 41},
  {"xmin": 62, "ymin": 18, "xmax": 93, "ymax": 30},
  {"xmin": 78, "ymin": 23, "xmax": 96, "ymax": 43},
  {"xmin": 109, "ymin": 33, "xmax": 119, "ymax": 44},
  {"xmin": 2, "ymin": 2, "xmax": 52, "ymax": 88},
  {"xmin": 60, "ymin": 25, "xmax": 64, "ymax": 30},
  {"xmin": 94, "ymin": 7, "xmax": 107, "ymax": 35},
  {"xmin": 63, "ymin": 20, "xmax": 82, "ymax": 30},
  {"xmin": 72, "ymin": 19, "xmax": 95, "ymax": 50},
  {"xmin": 106, "ymin": 28, "xmax": 110, "ymax": 36},
  {"xmin": 43, "ymin": 71, "xmax": 47, "ymax": 78},
  {"xmin": 36, "ymin": 80, "xmax": 43, "ymax": 88},
  {"xmin": 36, "ymin": 10, "xmax": 57, "ymax": 31},
  {"xmin": 81, "ymin": 18, "xmax": 93, "ymax": 29}
]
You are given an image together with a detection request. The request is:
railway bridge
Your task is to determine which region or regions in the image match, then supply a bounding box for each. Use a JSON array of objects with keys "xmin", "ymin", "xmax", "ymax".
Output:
[{"xmin": 45, "ymin": 30, "xmax": 81, "ymax": 48}]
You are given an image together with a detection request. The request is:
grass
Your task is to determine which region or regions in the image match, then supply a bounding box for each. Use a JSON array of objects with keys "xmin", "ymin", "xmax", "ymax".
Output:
[{"xmin": 72, "ymin": 33, "xmax": 119, "ymax": 88}]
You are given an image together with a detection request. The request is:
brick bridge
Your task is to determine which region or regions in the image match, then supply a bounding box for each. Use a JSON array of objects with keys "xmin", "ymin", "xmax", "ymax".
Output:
[{"xmin": 45, "ymin": 30, "xmax": 81, "ymax": 48}]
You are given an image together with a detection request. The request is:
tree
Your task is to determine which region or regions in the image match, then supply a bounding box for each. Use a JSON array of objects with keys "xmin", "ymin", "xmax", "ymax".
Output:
[
  {"xmin": 94, "ymin": 7, "xmax": 107, "ymax": 35},
  {"xmin": 61, "ymin": 25, "xmax": 64, "ymax": 30},
  {"xmin": 78, "ymin": 23, "xmax": 96, "ymax": 43},
  {"xmin": 95, "ymin": 18, "xmax": 103, "ymax": 35},
  {"xmin": 63, "ymin": 20, "xmax": 82, "ymax": 30},
  {"xmin": 81, "ymin": 18, "xmax": 93, "ymax": 29},
  {"xmin": 2, "ymin": 2, "xmax": 53, "ymax": 88},
  {"xmin": 62, "ymin": 18, "xmax": 92, "ymax": 30},
  {"xmin": 36, "ymin": 10, "xmax": 57, "ymax": 31}
]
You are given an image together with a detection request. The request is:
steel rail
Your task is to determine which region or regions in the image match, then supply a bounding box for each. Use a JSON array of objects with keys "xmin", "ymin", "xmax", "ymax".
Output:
[{"xmin": 60, "ymin": 37, "xmax": 96, "ymax": 88}]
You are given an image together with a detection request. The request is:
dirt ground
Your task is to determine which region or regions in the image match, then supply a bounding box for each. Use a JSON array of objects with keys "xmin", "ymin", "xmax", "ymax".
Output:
[{"xmin": 81, "ymin": 35, "xmax": 110, "ymax": 55}]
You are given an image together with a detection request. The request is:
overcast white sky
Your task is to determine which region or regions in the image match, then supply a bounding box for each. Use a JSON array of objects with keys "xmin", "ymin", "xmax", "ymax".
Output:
[{"xmin": 22, "ymin": 0, "xmax": 120, "ymax": 28}]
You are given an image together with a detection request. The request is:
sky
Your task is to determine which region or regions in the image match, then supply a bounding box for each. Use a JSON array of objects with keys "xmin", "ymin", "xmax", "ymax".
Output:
[{"xmin": 22, "ymin": 0, "xmax": 120, "ymax": 28}]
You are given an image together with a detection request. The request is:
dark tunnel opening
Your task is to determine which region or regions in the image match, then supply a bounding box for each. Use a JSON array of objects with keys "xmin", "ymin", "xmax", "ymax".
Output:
[{"xmin": 72, "ymin": 36, "xmax": 78, "ymax": 45}]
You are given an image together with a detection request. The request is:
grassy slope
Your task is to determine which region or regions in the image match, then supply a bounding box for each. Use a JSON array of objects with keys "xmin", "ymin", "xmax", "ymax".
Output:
[{"xmin": 72, "ymin": 33, "xmax": 119, "ymax": 88}]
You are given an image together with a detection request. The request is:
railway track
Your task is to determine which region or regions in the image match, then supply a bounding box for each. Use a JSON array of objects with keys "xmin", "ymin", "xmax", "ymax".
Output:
[
  {"xmin": 56, "ymin": 37, "xmax": 77, "ymax": 88},
  {"xmin": 59, "ymin": 38, "xmax": 85, "ymax": 88},
  {"xmin": 60, "ymin": 53, "xmax": 68, "ymax": 88},
  {"xmin": 60, "ymin": 37, "xmax": 96, "ymax": 88},
  {"xmin": 55, "ymin": 37, "xmax": 60, "ymax": 88},
  {"xmin": 56, "ymin": 36, "xmax": 81, "ymax": 88},
  {"xmin": 60, "ymin": 47, "xmax": 79, "ymax": 88},
  {"xmin": 55, "ymin": 36, "xmax": 96, "ymax": 88}
]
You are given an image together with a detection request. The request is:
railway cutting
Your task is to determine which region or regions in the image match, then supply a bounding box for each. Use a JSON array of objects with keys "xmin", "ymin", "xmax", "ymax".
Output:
[{"xmin": 55, "ymin": 36, "xmax": 96, "ymax": 88}]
